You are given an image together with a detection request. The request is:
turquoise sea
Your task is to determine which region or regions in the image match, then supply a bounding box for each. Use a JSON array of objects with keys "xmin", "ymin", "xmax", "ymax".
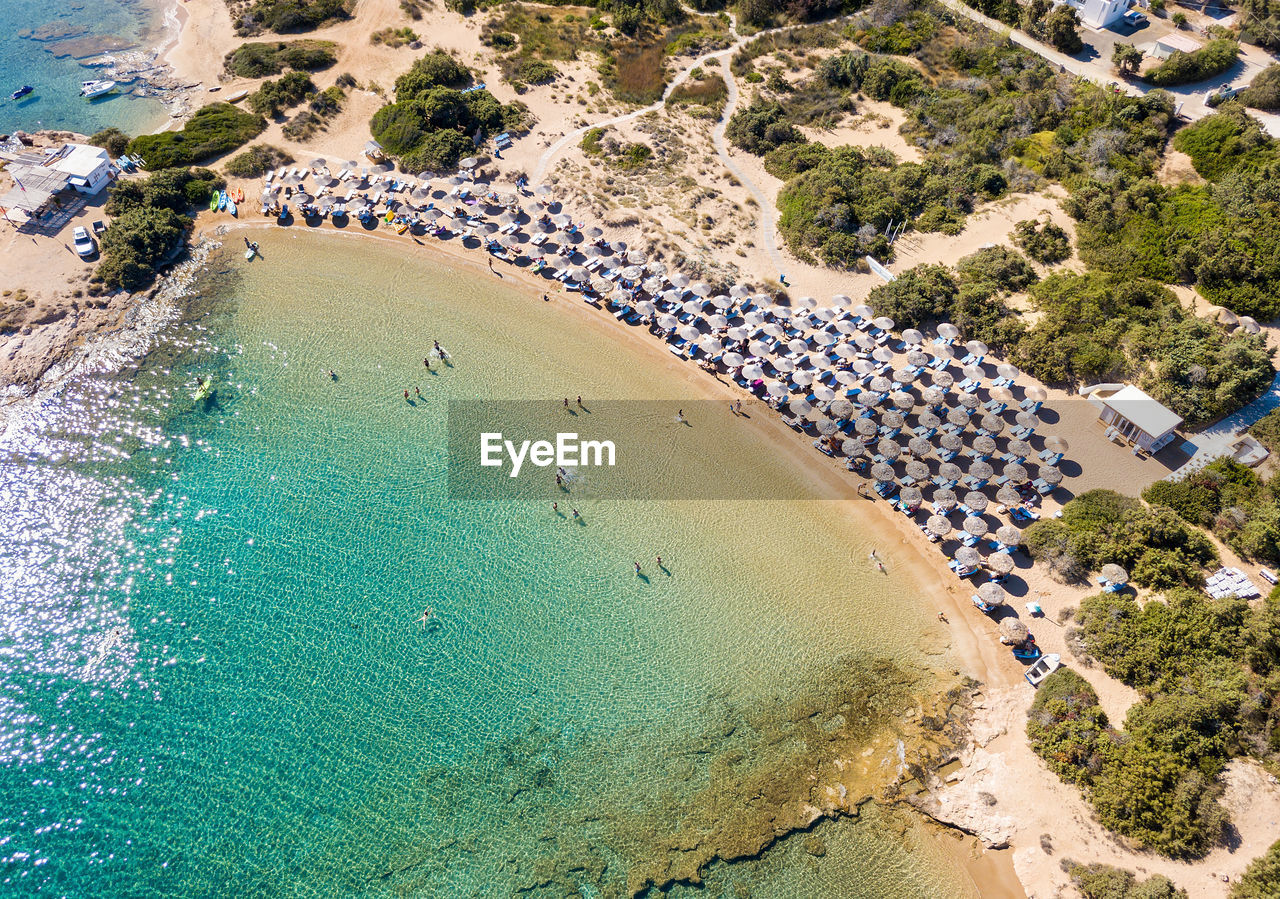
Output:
[
  {"xmin": 0, "ymin": 0, "xmax": 169, "ymax": 137},
  {"xmin": 0, "ymin": 230, "xmax": 991, "ymax": 896}
]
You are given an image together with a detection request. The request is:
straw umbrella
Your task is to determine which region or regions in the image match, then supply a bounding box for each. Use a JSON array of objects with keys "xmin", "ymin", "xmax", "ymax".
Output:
[
  {"xmin": 855, "ymin": 333, "xmax": 877, "ymax": 352},
  {"xmin": 842, "ymin": 439, "xmax": 863, "ymax": 457},
  {"xmin": 872, "ymin": 346, "xmax": 895, "ymax": 363},
  {"xmin": 882, "ymin": 410, "xmax": 906, "ymax": 430},
  {"xmin": 997, "ymin": 363, "xmax": 1020, "ymax": 380},
  {"xmin": 934, "ymin": 488, "xmax": 957, "ymax": 510},
  {"xmin": 990, "ymin": 386, "xmax": 1015, "ymax": 405},
  {"xmin": 877, "ymin": 438, "xmax": 902, "ymax": 460},
  {"xmin": 1101, "ymin": 564, "xmax": 1129, "ymax": 586},
  {"xmin": 938, "ymin": 322, "xmax": 961, "ymax": 340},
  {"xmin": 1008, "ymin": 439, "xmax": 1033, "ymax": 460},
  {"xmin": 831, "ymin": 399, "xmax": 856, "ymax": 419},
  {"xmin": 919, "ymin": 411, "xmax": 943, "ymax": 431},
  {"xmin": 870, "ymin": 376, "xmax": 894, "ymax": 394},
  {"xmin": 1003, "ymin": 462, "xmax": 1030, "ymax": 484},
  {"xmin": 1045, "ymin": 436, "xmax": 1069, "ymax": 454},
  {"xmin": 947, "ymin": 408, "xmax": 970, "ymax": 429},
  {"xmin": 921, "ymin": 387, "xmax": 945, "ymax": 408},
  {"xmin": 933, "ymin": 371, "xmax": 955, "ymax": 388},
  {"xmin": 894, "ymin": 367, "xmax": 918, "ymax": 385},
  {"xmin": 874, "ymin": 316, "xmax": 895, "ymax": 331},
  {"xmin": 927, "ymin": 515, "xmax": 952, "ymax": 538},
  {"xmin": 871, "ymin": 462, "xmax": 895, "ymax": 482},
  {"xmin": 969, "ymin": 461, "xmax": 995, "ymax": 482},
  {"xmin": 996, "ymin": 525, "xmax": 1022, "ymax": 547},
  {"xmin": 816, "ymin": 418, "xmax": 839, "ymax": 437},
  {"xmin": 908, "ymin": 436, "xmax": 933, "ymax": 457},
  {"xmin": 964, "ymin": 491, "xmax": 989, "ymax": 512},
  {"xmin": 998, "ymin": 619, "xmax": 1029, "ymax": 645},
  {"xmin": 853, "ymin": 304, "xmax": 875, "ymax": 319},
  {"xmin": 956, "ymin": 546, "xmax": 981, "ymax": 568},
  {"xmin": 1039, "ymin": 466, "xmax": 1063, "ymax": 487},
  {"xmin": 855, "ymin": 418, "xmax": 878, "ymax": 438},
  {"xmin": 966, "ymin": 340, "xmax": 989, "ymax": 356},
  {"xmin": 980, "ymin": 414, "xmax": 1004, "ymax": 435},
  {"xmin": 900, "ymin": 486, "xmax": 923, "ymax": 507},
  {"xmin": 1026, "ymin": 386, "xmax": 1048, "ymax": 403},
  {"xmin": 813, "ymin": 384, "xmax": 836, "ymax": 402},
  {"xmin": 939, "ymin": 462, "xmax": 963, "ymax": 482},
  {"xmin": 906, "ymin": 459, "xmax": 930, "ymax": 482},
  {"xmin": 978, "ymin": 582, "xmax": 1006, "ymax": 607},
  {"xmin": 940, "ymin": 433, "xmax": 963, "ymax": 454},
  {"xmin": 988, "ymin": 552, "xmax": 1015, "ymax": 575},
  {"xmin": 1016, "ymin": 411, "xmax": 1041, "ymax": 430},
  {"xmin": 792, "ymin": 370, "xmax": 815, "ymax": 387},
  {"xmin": 964, "ymin": 516, "xmax": 989, "ymax": 538},
  {"xmin": 958, "ymin": 392, "xmax": 981, "ymax": 410},
  {"xmin": 902, "ymin": 328, "xmax": 924, "ymax": 345},
  {"xmin": 996, "ymin": 485, "xmax": 1023, "ymax": 507},
  {"xmin": 907, "ymin": 349, "xmax": 930, "ymax": 367},
  {"xmin": 973, "ymin": 435, "xmax": 998, "ymax": 456}
]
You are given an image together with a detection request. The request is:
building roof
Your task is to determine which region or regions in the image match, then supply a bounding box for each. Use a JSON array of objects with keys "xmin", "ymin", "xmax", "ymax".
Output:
[
  {"xmin": 1156, "ymin": 33, "xmax": 1204, "ymax": 54},
  {"xmin": 1102, "ymin": 385, "xmax": 1183, "ymax": 437},
  {"xmin": 52, "ymin": 144, "xmax": 110, "ymax": 178}
]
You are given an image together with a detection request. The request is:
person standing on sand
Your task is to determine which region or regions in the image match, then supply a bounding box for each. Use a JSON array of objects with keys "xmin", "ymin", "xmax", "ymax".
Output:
[
  {"xmin": 404, "ymin": 389, "xmax": 410, "ymax": 401},
  {"xmin": 634, "ymin": 562, "xmax": 641, "ymax": 575}
]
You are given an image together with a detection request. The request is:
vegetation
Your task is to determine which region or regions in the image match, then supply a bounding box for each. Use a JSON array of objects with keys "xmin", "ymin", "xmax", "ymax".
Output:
[
  {"xmin": 666, "ymin": 69, "xmax": 729, "ymax": 115},
  {"xmin": 371, "ymin": 27, "xmax": 418, "ymax": 48},
  {"xmin": 1232, "ymin": 839, "xmax": 1280, "ymax": 897},
  {"xmin": 94, "ymin": 168, "xmax": 222, "ymax": 292},
  {"xmin": 223, "ymin": 143, "xmax": 294, "ymax": 177},
  {"xmin": 232, "ymin": 0, "xmax": 353, "ymax": 36},
  {"xmin": 1143, "ymin": 459, "xmax": 1280, "ymax": 566},
  {"xmin": 281, "ymin": 85, "xmax": 344, "ymax": 140},
  {"xmin": 127, "ymin": 104, "xmax": 266, "ymax": 169},
  {"xmin": 1238, "ymin": 63, "xmax": 1280, "ymax": 111},
  {"xmin": 247, "ymin": 71, "xmax": 316, "ymax": 116},
  {"xmin": 1112, "ymin": 43, "xmax": 1144, "ymax": 76},
  {"xmin": 1249, "ymin": 409, "xmax": 1280, "ymax": 454},
  {"xmin": 1029, "ymin": 578, "xmax": 1280, "ymax": 859},
  {"xmin": 482, "ymin": 4, "xmax": 597, "ymax": 90},
  {"xmin": 371, "ymin": 49, "xmax": 529, "ymax": 170},
  {"xmin": 1241, "ymin": 0, "xmax": 1280, "ymax": 52},
  {"xmin": 1024, "ymin": 489, "xmax": 1218, "ymax": 587},
  {"xmin": 88, "ymin": 127, "xmax": 130, "ymax": 158},
  {"xmin": 1143, "ymin": 39, "xmax": 1239, "ymax": 88},
  {"xmin": 1036, "ymin": 5, "xmax": 1084, "ymax": 55},
  {"xmin": 1013, "ymin": 219, "xmax": 1071, "ymax": 264},
  {"xmin": 1065, "ymin": 862, "xmax": 1187, "ymax": 899},
  {"xmin": 223, "ymin": 39, "xmax": 336, "ymax": 77},
  {"xmin": 581, "ymin": 127, "xmax": 654, "ymax": 169}
]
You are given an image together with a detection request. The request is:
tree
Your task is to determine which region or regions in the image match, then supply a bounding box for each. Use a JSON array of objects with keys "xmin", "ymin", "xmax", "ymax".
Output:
[
  {"xmin": 89, "ymin": 127, "xmax": 131, "ymax": 157},
  {"xmin": 1043, "ymin": 5, "xmax": 1084, "ymax": 54},
  {"xmin": 1231, "ymin": 838, "xmax": 1280, "ymax": 897},
  {"xmin": 1113, "ymin": 43, "xmax": 1144, "ymax": 76}
]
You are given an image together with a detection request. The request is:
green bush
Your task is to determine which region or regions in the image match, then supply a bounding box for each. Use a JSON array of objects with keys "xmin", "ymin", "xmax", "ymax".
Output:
[
  {"xmin": 1232, "ymin": 839, "xmax": 1280, "ymax": 897},
  {"xmin": 1026, "ymin": 669, "xmax": 1110, "ymax": 783},
  {"xmin": 223, "ymin": 143, "xmax": 295, "ymax": 177},
  {"xmin": 725, "ymin": 98, "xmax": 803, "ymax": 155},
  {"xmin": 514, "ymin": 58, "xmax": 557, "ymax": 85},
  {"xmin": 89, "ymin": 127, "xmax": 130, "ymax": 157},
  {"xmin": 1172, "ymin": 104, "xmax": 1279, "ymax": 179},
  {"xmin": 1239, "ymin": 63, "xmax": 1280, "ymax": 110},
  {"xmin": 1250, "ymin": 409, "xmax": 1280, "ymax": 453},
  {"xmin": 1145, "ymin": 39, "xmax": 1239, "ymax": 87},
  {"xmin": 1065, "ymin": 862, "xmax": 1187, "ymax": 899},
  {"xmin": 1012, "ymin": 219, "xmax": 1071, "ymax": 264},
  {"xmin": 128, "ymin": 104, "xmax": 266, "ymax": 169},
  {"xmin": 223, "ymin": 39, "xmax": 336, "ymax": 77},
  {"xmin": 247, "ymin": 71, "xmax": 315, "ymax": 116},
  {"xmin": 237, "ymin": 0, "xmax": 352, "ymax": 36},
  {"xmin": 371, "ymin": 27, "xmax": 418, "ymax": 48}
]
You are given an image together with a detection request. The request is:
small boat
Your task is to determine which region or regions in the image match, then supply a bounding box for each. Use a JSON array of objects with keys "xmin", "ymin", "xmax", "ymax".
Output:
[
  {"xmin": 227, "ymin": 198, "xmax": 237, "ymax": 217},
  {"xmin": 1012, "ymin": 643, "xmax": 1042, "ymax": 662},
  {"xmin": 1025, "ymin": 653, "xmax": 1061, "ymax": 688},
  {"xmin": 225, "ymin": 89, "xmax": 249, "ymax": 103},
  {"xmin": 235, "ymin": 188, "xmax": 244, "ymax": 203},
  {"xmin": 192, "ymin": 377, "xmax": 214, "ymax": 402},
  {"xmin": 12, "ymin": 85, "xmax": 34, "ymax": 100},
  {"xmin": 209, "ymin": 191, "xmax": 219, "ymax": 212},
  {"xmin": 217, "ymin": 191, "xmax": 227, "ymax": 212},
  {"xmin": 80, "ymin": 80, "xmax": 117, "ymax": 99}
]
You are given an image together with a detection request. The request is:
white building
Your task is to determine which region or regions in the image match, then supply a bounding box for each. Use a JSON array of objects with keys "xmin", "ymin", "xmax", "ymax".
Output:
[
  {"xmin": 1079, "ymin": 0, "xmax": 1129, "ymax": 28},
  {"xmin": 1087, "ymin": 384, "xmax": 1183, "ymax": 453},
  {"xmin": 1152, "ymin": 32, "xmax": 1204, "ymax": 59},
  {"xmin": 49, "ymin": 144, "xmax": 113, "ymax": 194}
]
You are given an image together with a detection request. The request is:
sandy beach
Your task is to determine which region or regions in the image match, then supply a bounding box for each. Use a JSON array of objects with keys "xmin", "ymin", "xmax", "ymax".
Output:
[{"xmin": 3, "ymin": 1, "xmax": 1279, "ymax": 894}]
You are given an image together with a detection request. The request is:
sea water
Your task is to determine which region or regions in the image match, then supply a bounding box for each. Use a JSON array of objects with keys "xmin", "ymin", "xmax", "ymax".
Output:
[
  {"xmin": 0, "ymin": 231, "xmax": 986, "ymax": 896},
  {"xmin": 0, "ymin": 0, "xmax": 169, "ymax": 137}
]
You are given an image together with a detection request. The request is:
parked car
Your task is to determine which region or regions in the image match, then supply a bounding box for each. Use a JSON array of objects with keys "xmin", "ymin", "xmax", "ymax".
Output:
[{"xmin": 72, "ymin": 226, "xmax": 96, "ymax": 258}]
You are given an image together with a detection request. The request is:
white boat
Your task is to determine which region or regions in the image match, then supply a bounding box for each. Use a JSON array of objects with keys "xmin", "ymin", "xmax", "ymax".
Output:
[
  {"xmin": 80, "ymin": 80, "xmax": 117, "ymax": 99},
  {"xmin": 1024, "ymin": 653, "xmax": 1061, "ymax": 688}
]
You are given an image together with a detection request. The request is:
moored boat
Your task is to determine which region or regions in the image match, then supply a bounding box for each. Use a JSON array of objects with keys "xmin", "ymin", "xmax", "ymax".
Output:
[
  {"xmin": 11, "ymin": 85, "xmax": 34, "ymax": 100},
  {"xmin": 80, "ymin": 80, "xmax": 117, "ymax": 99}
]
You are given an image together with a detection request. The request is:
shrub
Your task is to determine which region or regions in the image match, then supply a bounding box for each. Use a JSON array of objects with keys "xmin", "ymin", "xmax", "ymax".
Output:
[
  {"xmin": 1239, "ymin": 63, "xmax": 1280, "ymax": 110},
  {"xmin": 1145, "ymin": 39, "xmax": 1239, "ymax": 88},
  {"xmin": 371, "ymin": 27, "xmax": 418, "ymax": 48},
  {"xmin": 89, "ymin": 127, "xmax": 130, "ymax": 157},
  {"xmin": 223, "ymin": 143, "xmax": 294, "ymax": 177},
  {"xmin": 1065, "ymin": 862, "xmax": 1187, "ymax": 899},
  {"xmin": 1013, "ymin": 219, "xmax": 1072, "ymax": 264},
  {"xmin": 1249, "ymin": 409, "xmax": 1280, "ymax": 453},
  {"xmin": 237, "ymin": 0, "xmax": 352, "ymax": 35},
  {"xmin": 514, "ymin": 58, "xmax": 557, "ymax": 85},
  {"xmin": 223, "ymin": 40, "xmax": 336, "ymax": 77},
  {"xmin": 247, "ymin": 71, "xmax": 315, "ymax": 116},
  {"xmin": 1026, "ymin": 669, "xmax": 1109, "ymax": 783},
  {"xmin": 1040, "ymin": 5, "xmax": 1084, "ymax": 54},
  {"xmin": 725, "ymin": 97, "xmax": 803, "ymax": 155},
  {"xmin": 127, "ymin": 104, "xmax": 266, "ymax": 168},
  {"xmin": 1232, "ymin": 839, "xmax": 1280, "ymax": 898}
]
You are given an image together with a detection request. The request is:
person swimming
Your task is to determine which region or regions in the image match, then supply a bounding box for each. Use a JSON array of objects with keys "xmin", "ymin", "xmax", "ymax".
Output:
[{"xmin": 418, "ymin": 607, "xmax": 434, "ymax": 629}]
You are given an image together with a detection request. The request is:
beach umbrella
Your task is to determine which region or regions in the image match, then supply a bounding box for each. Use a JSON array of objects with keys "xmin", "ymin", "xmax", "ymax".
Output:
[
  {"xmin": 725, "ymin": 284, "xmax": 749, "ymax": 299},
  {"xmin": 882, "ymin": 410, "xmax": 906, "ymax": 430},
  {"xmin": 894, "ymin": 367, "xmax": 918, "ymax": 385},
  {"xmin": 980, "ymin": 414, "xmax": 1004, "ymax": 435},
  {"xmin": 592, "ymin": 278, "xmax": 615, "ymax": 296},
  {"xmin": 830, "ymin": 399, "xmax": 855, "ymax": 419},
  {"xmin": 1039, "ymin": 466, "xmax": 1063, "ymax": 487},
  {"xmin": 927, "ymin": 515, "xmax": 952, "ymax": 538},
  {"xmin": 864, "ymin": 391, "xmax": 887, "ymax": 408},
  {"xmin": 550, "ymin": 213, "xmax": 572, "ymax": 228},
  {"xmin": 532, "ymin": 219, "xmax": 556, "ymax": 233},
  {"xmin": 371, "ymin": 162, "xmax": 395, "ymax": 175},
  {"xmin": 832, "ymin": 344, "xmax": 857, "ymax": 362},
  {"xmin": 851, "ymin": 359, "xmax": 875, "ymax": 375},
  {"xmin": 964, "ymin": 491, "xmax": 989, "ymax": 513},
  {"xmin": 836, "ymin": 319, "xmax": 860, "ymax": 335},
  {"xmin": 842, "ymin": 439, "xmax": 863, "ymax": 457},
  {"xmin": 990, "ymin": 386, "xmax": 1015, "ymax": 404},
  {"xmin": 853, "ymin": 304, "xmax": 875, "ymax": 318},
  {"xmin": 816, "ymin": 418, "xmax": 839, "ymax": 436},
  {"xmin": 969, "ymin": 461, "xmax": 995, "ymax": 481},
  {"xmin": 901, "ymin": 328, "xmax": 924, "ymax": 345},
  {"xmin": 906, "ymin": 459, "xmax": 930, "ymax": 481},
  {"xmin": 908, "ymin": 436, "xmax": 933, "ymax": 457},
  {"xmin": 792, "ymin": 370, "xmax": 815, "ymax": 387},
  {"xmin": 772, "ymin": 357, "xmax": 796, "ymax": 373},
  {"xmin": 854, "ymin": 417, "xmax": 878, "ymax": 438},
  {"xmin": 411, "ymin": 187, "xmax": 433, "ymax": 201},
  {"xmin": 956, "ymin": 547, "xmax": 982, "ymax": 568},
  {"xmin": 742, "ymin": 365, "xmax": 766, "ymax": 382},
  {"xmin": 1101, "ymin": 563, "xmax": 1129, "ymax": 586},
  {"xmin": 477, "ymin": 220, "xmax": 500, "ymax": 234},
  {"xmin": 871, "ymin": 463, "xmax": 896, "ymax": 483},
  {"xmin": 657, "ymin": 313, "xmax": 679, "ymax": 330},
  {"xmin": 947, "ymin": 408, "xmax": 970, "ymax": 429},
  {"xmin": 636, "ymin": 299, "xmax": 657, "ymax": 316},
  {"xmin": 939, "ymin": 461, "xmax": 963, "ymax": 481},
  {"xmin": 707, "ymin": 313, "xmax": 730, "ymax": 330},
  {"xmin": 933, "ymin": 342, "xmax": 955, "ymax": 359},
  {"xmin": 900, "ymin": 486, "xmax": 923, "ymax": 507},
  {"xmin": 921, "ymin": 388, "xmax": 945, "ymax": 408},
  {"xmin": 997, "ymin": 485, "xmax": 1023, "ymax": 507},
  {"xmin": 678, "ymin": 324, "xmax": 702, "ymax": 342},
  {"xmin": 872, "ymin": 346, "xmax": 895, "ymax": 363},
  {"xmin": 718, "ymin": 351, "xmax": 744, "ymax": 368},
  {"xmin": 308, "ymin": 157, "xmax": 328, "ymax": 169},
  {"xmin": 973, "ymin": 435, "xmax": 998, "ymax": 456},
  {"xmin": 667, "ymin": 273, "xmax": 690, "ymax": 289},
  {"xmin": 748, "ymin": 340, "xmax": 773, "ymax": 358},
  {"xmin": 996, "ymin": 525, "xmax": 1023, "ymax": 547},
  {"xmin": 988, "ymin": 552, "xmax": 1015, "ymax": 575},
  {"xmin": 940, "ymin": 433, "xmax": 963, "ymax": 453},
  {"xmin": 916, "ymin": 412, "xmax": 947, "ymax": 432},
  {"xmin": 1003, "ymin": 463, "xmax": 1030, "ymax": 484},
  {"xmin": 855, "ymin": 333, "xmax": 877, "ymax": 352},
  {"xmin": 813, "ymin": 307, "xmax": 837, "ymax": 322},
  {"xmin": 727, "ymin": 326, "xmax": 750, "ymax": 342},
  {"xmin": 933, "ymin": 370, "xmax": 955, "ymax": 388},
  {"xmin": 958, "ymin": 392, "xmax": 981, "ymax": 410},
  {"xmin": 459, "ymin": 157, "xmax": 479, "ymax": 170},
  {"xmin": 767, "ymin": 381, "xmax": 789, "ymax": 398},
  {"xmin": 870, "ymin": 376, "xmax": 893, "ymax": 394},
  {"xmin": 786, "ymin": 337, "xmax": 809, "ymax": 355},
  {"xmin": 1008, "ymin": 439, "xmax": 1032, "ymax": 460},
  {"xmin": 582, "ymin": 244, "xmax": 606, "ymax": 259},
  {"xmin": 1016, "ymin": 411, "xmax": 1041, "ymax": 430},
  {"xmin": 814, "ymin": 331, "xmax": 837, "ymax": 347},
  {"xmin": 623, "ymin": 249, "xmax": 646, "ymax": 266},
  {"xmin": 1026, "ymin": 386, "xmax": 1048, "ymax": 403},
  {"xmin": 877, "ymin": 438, "xmax": 902, "ymax": 460},
  {"xmin": 997, "ymin": 363, "xmax": 1020, "ymax": 379},
  {"xmin": 690, "ymin": 282, "xmax": 713, "ymax": 297},
  {"xmin": 498, "ymin": 233, "xmax": 522, "ymax": 249},
  {"xmin": 792, "ymin": 295, "xmax": 816, "ymax": 309},
  {"xmin": 966, "ymin": 340, "xmax": 989, "ymax": 356},
  {"xmin": 621, "ymin": 265, "xmax": 644, "ymax": 281},
  {"xmin": 934, "ymin": 488, "xmax": 958, "ymax": 510},
  {"xmin": 711, "ymin": 294, "xmax": 734, "ymax": 311},
  {"xmin": 874, "ymin": 316, "xmax": 895, "ymax": 331},
  {"xmin": 831, "ymin": 294, "xmax": 853, "ymax": 307},
  {"xmin": 937, "ymin": 322, "xmax": 960, "ymax": 339},
  {"xmin": 814, "ymin": 384, "xmax": 837, "ymax": 402},
  {"xmin": 565, "ymin": 266, "xmax": 588, "ymax": 282},
  {"xmin": 998, "ymin": 619, "xmax": 1029, "ymax": 645},
  {"xmin": 892, "ymin": 392, "xmax": 916, "ymax": 413},
  {"xmin": 964, "ymin": 516, "xmax": 989, "ymax": 537},
  {"xmin": 907, "ymin": 349, "xmax": 930, "ymax": 367},
  {"xmin": 963, "ymin": 364, "xmax": 985, "ymax": 381},
  {"xmin": 497, "ymin": 210, "xmax": 521, "ymax": 225},
  {"xmin": 978, "ymin": 582, "xmax": 1006, "ymax": 607}
]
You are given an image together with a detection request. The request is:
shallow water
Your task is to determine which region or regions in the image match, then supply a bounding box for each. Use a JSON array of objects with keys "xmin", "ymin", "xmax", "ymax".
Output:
[
  {"xmin": 0, "ymin": 231, "xmax": 980, "ymax": 895},
  {"xmin": 0, "ymin": 0, "xmax": 168, "ymax": 136}
]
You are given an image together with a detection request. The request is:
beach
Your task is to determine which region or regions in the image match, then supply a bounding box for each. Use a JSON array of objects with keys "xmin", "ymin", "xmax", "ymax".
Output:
[{"xmin": 3, "ymin": 0, "xmax": 1279, "ymax": 895}]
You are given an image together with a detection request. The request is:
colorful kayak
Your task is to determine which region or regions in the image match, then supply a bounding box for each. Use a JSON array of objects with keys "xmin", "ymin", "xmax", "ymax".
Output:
[
  {"xmin": 396, "ymin": 221, "xmax": 409, "ymax": 234},
  {"xmin": 209, "ymin": 191, "xmax": 219, "ymax": 211},
  {"xmin": 227, "ymin": 198, "xmax": 237, "ymax": 217},
  {"xmin": 384, "ymin": 211, "xmax": 394, "ymax": 223},
  {"xmin": 217, "ymin": 191, "xmax": 227, "ymax": 211},
  {"xmin": 192, "ymin": 377, "xmax": 213, "ymax": 402}
]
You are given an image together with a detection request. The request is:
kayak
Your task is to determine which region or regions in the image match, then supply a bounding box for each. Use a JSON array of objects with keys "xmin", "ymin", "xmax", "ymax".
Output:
[
  {"xmin": 227, "ymin": 198, "xmax": 237, "ymax": 217},
  {"xmin": 384, "ymin": 211, "xmax": 394, "ymax": 223},
  {"xmin": 192, "ymin": 377, "xmax": 213, "ymax": 402},
  {"xmin": 217, "ymin": 191, "xmax": 227, "ymax": 211},
  {"xmin": 209, "ymin": 191, "xmax": 219, "ymax": 211}
]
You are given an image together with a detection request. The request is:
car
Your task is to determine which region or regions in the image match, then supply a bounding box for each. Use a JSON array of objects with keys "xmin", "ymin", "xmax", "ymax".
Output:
[
  {"xmin": 72, "ymin": 226, "xmax": 96, "ymax": 258},
  {"xmin": 1123, "ymin": 9, "xmax": 1145, "ymax": 25}
]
